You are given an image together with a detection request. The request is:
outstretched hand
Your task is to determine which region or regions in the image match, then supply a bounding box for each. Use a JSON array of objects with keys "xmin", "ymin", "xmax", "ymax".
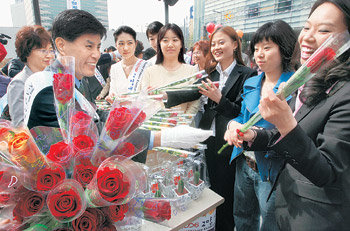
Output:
[{"xmin": 198, "ymin": 78, "xmax": 222, "ymax": 104}]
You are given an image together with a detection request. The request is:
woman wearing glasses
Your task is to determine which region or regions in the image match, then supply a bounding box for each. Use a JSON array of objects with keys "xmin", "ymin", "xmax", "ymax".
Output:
[{"xmin": 7, "ymin": 25, "xmax": 54, "ymax": 126}]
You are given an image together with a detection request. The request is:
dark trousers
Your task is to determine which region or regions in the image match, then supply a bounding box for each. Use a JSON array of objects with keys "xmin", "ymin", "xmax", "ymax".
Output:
[{"xmin": 205, "ymin": 137, "xmax": 236, "ymax": 231}]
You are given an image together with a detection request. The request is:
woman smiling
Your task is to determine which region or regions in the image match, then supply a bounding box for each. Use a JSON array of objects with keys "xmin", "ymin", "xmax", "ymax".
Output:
[{"xmin": 141, "ymin": 23, "xmax": 199, "ymax": 114}]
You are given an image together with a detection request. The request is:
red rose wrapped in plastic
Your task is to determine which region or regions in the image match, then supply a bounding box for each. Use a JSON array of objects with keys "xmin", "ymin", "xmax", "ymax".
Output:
[
  {"xmin": 12, "ymin": 186, "xmax": 45, "ymax": 219},
  {"xmin": 35, "ymin": 163, "xmax": 66, "ymax": 192},
  {"xmin": 86, "ymin": 157, "xmax": 147, "ymax": 207},
  {"xmin": 72, "ymin": 134, "xmax": 95, "ymax": 154},
  {"xmin": 306, "ymin": 47, "xmax": 336, "ymax": 73},
  {"xmin": 71, "ymin": 111, "xmax": 92, "ymax": 124},
  {"xmin": 73, "ymin": 157, "xmax": 97, "ymax": 188},
  {"xmin": 113, "ymin": 142, "xmax": 135, "ymax": 157},
  {"xmin": 97, "ymin": 166, "xmax": 130, "ymax": 203},
  {"xmin": 143, "ymin": 199, "xmax": 172, "ymax": 223},
  {"xmin": 72, "ymin": 207, "xmax": 104, "ymax": 230},
  {"xmin": 102, "ymin": 204, "xmax": 129, "ymax": 222},
  {"xmin": 47, "ymin": 179, "xmax": 86, "ymax": 222},
  {"xmin": 53, "ymin": 73, "xmax": 74, "ymax": 105},
  {"xmin": 105, "ymin": 107, "xmax": 133, "ymax": 140},
  {"xmin": 46, "ymin": 141, "xmax": 71, "ymax": 166}
]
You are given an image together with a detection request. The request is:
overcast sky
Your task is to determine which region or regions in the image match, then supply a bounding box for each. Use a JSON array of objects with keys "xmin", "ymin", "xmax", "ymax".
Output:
[{"xmin": 1, "ymin": 0, "xmax": 194, "ymax": 32}]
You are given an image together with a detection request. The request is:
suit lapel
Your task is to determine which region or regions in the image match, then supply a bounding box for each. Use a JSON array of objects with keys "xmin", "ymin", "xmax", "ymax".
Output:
[
  {"xmin": 221, "ymin": 65, "xmax": 241, "ymax": 97},
  {"xmin": 294, "ymin": 102, "xmax": 317, "ymax": 122}
]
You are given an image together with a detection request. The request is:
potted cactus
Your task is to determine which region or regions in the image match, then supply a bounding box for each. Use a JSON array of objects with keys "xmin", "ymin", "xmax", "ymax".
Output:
[
  {"xmin": 186, "ymin": 171, "xmax": 205, "ymax": 200},
  {"xmin": 173, "ymin": 179, "xmax": 191, "ymax": 211}
]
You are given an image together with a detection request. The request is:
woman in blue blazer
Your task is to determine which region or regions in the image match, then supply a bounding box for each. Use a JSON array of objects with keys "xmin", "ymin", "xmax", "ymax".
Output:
[{"xmin": 225, "ymin": 20, "xmax": 298, "ymax": 230}]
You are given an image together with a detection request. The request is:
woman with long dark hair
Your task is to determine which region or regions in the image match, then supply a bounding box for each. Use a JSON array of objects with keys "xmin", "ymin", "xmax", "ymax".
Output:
[
  {"xmin": 141, "ymin": 23, "xmax": 199, "ymax": 114},
  {"xmin": 106, "ymin": 26, "xmax": 149, "ymax": 101},
  {"xmin": 226, "ymin": 0, "xmax": 350, "ymax": 229}
]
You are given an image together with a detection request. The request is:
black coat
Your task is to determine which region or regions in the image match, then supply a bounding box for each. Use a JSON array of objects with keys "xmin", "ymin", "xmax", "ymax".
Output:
[
  {"xmin": 250, "ymin": 81, "xmax": 350, "ymax": 230},
  {"xmin": 167, "ymin": 64, "xmax": 257, "ymax": 151}
]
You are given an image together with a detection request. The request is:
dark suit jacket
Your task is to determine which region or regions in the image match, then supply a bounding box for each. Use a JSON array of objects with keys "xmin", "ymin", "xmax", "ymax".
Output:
[
  {"xmin": 27, "ymin": 79, "xmax": 150, "ymax": 164},
  {"xmin": 251, "ymin": 81, "xmax": 350, "ymax": 230},
  {"xmin": 27, "ymin": 81, "xmax": 94, "ymax": 130},
  {"xmin": 166, "ymin": 64, "xmax": 257, "ymax": 151}
]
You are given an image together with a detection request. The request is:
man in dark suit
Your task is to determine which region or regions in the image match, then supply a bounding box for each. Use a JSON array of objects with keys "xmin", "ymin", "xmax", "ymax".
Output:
[
  {"xmin": 166, "ymin": 63, "xmax": 256, "ymax": 230},
  {"xmin": 25, "ymin": 9, "xmax": 107, "ymax": 130}
]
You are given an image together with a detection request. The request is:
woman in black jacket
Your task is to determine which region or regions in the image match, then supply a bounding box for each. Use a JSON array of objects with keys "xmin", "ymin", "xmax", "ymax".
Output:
[{"xmin": 165, "ymin": 26, "xmax": 256, "ymax": 231}]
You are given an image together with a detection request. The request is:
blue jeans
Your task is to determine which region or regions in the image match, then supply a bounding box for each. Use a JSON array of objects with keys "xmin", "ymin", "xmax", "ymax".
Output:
[{"xmin": 233, "ymin": 156, "xmax": 278, "ymax": 231}]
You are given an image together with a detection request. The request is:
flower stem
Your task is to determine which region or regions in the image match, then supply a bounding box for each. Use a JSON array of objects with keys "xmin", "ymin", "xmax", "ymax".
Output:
[{"xmin": 217, "ymin": 143, "xmax": 229, "ymax": 154}]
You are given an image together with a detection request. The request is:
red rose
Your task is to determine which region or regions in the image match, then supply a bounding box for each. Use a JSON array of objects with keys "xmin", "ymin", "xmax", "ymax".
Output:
[
  {"xmin": 71, "ymin": 111, "xmax": 92, "ymax": 124},
  {"xmin": 143, "ymin": 199, "xmax": 171, "ymax": 222},
  {"xmin": 97, "ymin": 166, "xmax": 130, "ymax": 203},
  {"xmin": 127, "ymin": 109, "xmax": 146, "ymax": 134},
  {"xmin": 13, "ymin": 186, "xmax": 44, "ymax": 218},
  {"xmin": 0, "ymin": 171, "xmax": 3, "ymax": 181},
  {"xmin": 105, "ymin": 107, "xmax": 133, "ymax": 140},
  {"xmin": 306, "ymin": 47, "xmax": 336, "ymax": 73},
  {"xmin": 73, "ymin": 135, "xmax": 95, "ymax": 152},
  {"xmin": 73, "ymin": 158, "xmax": 98, "ymax": 187},
  {"xmin": 113, "ymin": 142, "xmax": 135, "ymax": 157},
  {"xmin": 36, "ymin": 166, "xmax": 66, "ymax": 191},
  {"xmin": 48, "ymin": 188, "xmax": 83, "ymax": 221},
  {"xmin": 47, "ymin": 141, "xmax": 71, "ymax": 164},
  {"xmin": 102, "ymin": 204, "xmax": 129, "ymax": 222},
  {"xmin": 53, "ymin": 73, "xmax": 74, "ymax": 104},
  {"xmin": 72, "ymin": 207, "xmax": 105, "ymax": 231}
]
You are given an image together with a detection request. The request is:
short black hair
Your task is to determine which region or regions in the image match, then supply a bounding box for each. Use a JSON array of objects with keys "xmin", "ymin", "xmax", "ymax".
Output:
[
  {"xmin": 146, "ymin": 21, "xmax": 164, "ymax": 38},
  {"xmin": 250, "ymin": 20, "xmax": 298, "ymax": 72},
  {"xmin": 52, "ymin": 9, "xmax": 106, "ymax": 43},
  {"xmin": 143, "ymin": 47, "xmax": 156, "ymax": 60},
  {"xmin": 113, "ymin": 26, "xmax": 137, "ymax": 43},
  {"xmin": 107, "ymin": 46, "xmax": 116, "ymax": 52},
  {"xmin": 156, "ymin": 23, "xmax": 185, "ymax": 64}
]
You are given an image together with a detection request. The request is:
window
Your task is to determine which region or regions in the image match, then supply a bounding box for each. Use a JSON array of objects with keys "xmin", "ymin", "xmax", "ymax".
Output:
[
  {"xmin": 247, "ymin": 3, "xmax": 259, "ymax": 18},
  {"xmin": 276, "ymin": 0, "xmax": 292, "ymax": 13}
]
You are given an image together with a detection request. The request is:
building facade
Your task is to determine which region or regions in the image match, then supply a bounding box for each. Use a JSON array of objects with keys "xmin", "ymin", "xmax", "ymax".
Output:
[
  {"xmin": 193, "ymin": 0, "xmax": 316, "ymax": 43},
  {"xmin": 19, "ymin": 0, "xmax": 108, "ymax": 29}
]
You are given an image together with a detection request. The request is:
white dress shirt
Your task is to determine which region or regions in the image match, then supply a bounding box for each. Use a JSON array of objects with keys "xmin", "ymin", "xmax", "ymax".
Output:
[{"xmin": 210, "ymin": 60, "xmax": 237, "ymax": 132}]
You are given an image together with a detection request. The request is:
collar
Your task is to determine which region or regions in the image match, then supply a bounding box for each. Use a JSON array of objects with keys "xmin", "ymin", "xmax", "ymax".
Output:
[
  {"xmin": 23, "ymin": 65, "xmax": 34, "ymax": 76},
  {"xmin": 216, "ymin": 60, "xmax": 237, "ymax": 77},
  {"xmin": 75, "ymin": 77, "xmax": 81, "ymax": 88},
  {"xmin": 244, "ymin": 71, "xmax": 294, "ymax": 90}
]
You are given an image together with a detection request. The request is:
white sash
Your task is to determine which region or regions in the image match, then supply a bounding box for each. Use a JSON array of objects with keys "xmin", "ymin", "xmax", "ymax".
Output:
[
  {"xmin": 24, "ymin": 71, "xmax": 99, "ymax": 125},
  {"xmin": 127, "ymin": 59, "xmax": 149, "ymax": 93},
  {"xmin": 95, "ymin": 68, "xmax": 106, "ymax": 87}
]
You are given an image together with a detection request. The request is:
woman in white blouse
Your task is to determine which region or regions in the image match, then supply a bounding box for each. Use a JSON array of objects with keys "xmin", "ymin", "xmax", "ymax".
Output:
[
  {"xmin": 106, "ymin": 26, "xmax": 149, "ymax": 102},
  {"xmin": 141, "ymin": 23, "xmax": 199, "ymax": 114}
]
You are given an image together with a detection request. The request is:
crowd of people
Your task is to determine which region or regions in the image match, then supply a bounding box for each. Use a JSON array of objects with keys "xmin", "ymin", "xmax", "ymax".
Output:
[{"xmin": 0, "ymin": 0, "xmax": 350, "ymax": 230}]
